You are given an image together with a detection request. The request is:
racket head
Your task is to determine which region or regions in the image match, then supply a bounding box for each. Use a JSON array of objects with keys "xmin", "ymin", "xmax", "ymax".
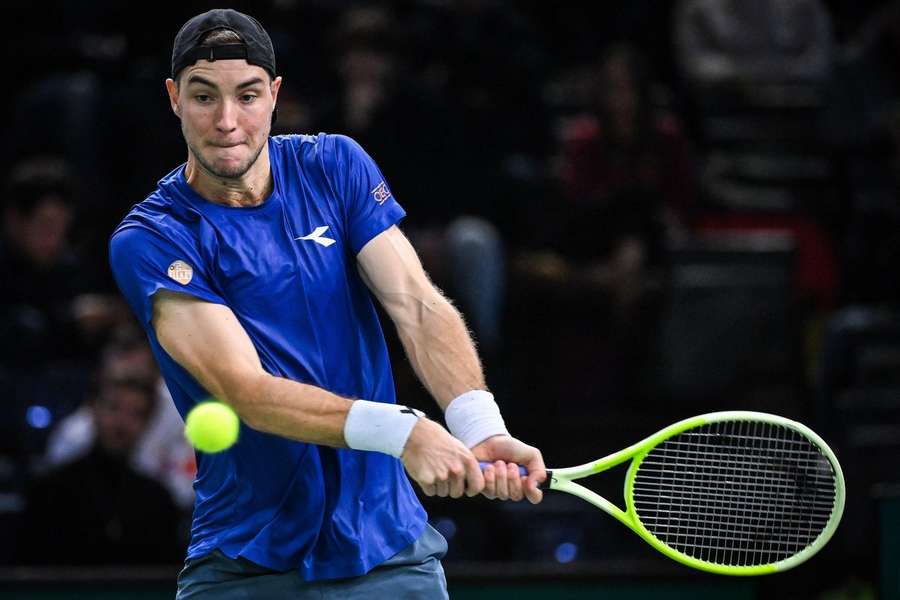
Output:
[{"xmin": 622, "ymin": 411, "xmax": 845, "ymax": 575}]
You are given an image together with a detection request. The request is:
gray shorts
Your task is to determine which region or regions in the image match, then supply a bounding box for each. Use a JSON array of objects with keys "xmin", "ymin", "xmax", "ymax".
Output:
[{"xmin": 176, "ymin": 524, "xmax": 449, "ymax": 600}]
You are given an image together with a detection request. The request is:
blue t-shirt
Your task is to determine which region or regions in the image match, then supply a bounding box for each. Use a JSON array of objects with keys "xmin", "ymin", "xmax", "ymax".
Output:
[{"xmin": 109, "ymin": 133, "xmax": 427, "ymax": 581}]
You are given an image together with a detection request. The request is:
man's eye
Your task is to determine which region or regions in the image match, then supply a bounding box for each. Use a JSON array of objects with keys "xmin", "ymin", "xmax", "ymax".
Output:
[
  {"xmin": 241, "ymin": 94, "xmax": 258, "ymax": 103},
  {"xmin": 195, "ymin": 94, "xmax": 212, "ymax": 103}
]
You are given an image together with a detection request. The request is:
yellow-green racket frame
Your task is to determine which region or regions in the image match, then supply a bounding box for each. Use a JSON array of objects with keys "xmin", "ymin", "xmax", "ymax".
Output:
[{"xmin": 541, "ymin": 411, "xmax": 845, "ymax": 575}]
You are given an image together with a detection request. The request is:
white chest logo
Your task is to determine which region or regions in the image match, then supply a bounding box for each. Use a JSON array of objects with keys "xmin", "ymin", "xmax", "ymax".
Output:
[{"xmin": 295, "ymin": 226, "xmax": 336, "ymax": 248}]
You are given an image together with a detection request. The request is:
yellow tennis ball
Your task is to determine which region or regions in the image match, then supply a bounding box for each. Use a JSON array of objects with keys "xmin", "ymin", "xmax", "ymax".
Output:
[{"xmin": 184, "ymin": 401, "xmax": 239, "ymax": 453}]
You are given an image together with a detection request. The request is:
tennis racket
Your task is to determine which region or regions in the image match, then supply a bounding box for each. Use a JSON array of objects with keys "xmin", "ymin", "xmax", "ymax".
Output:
[{"xmin": 481, "ymin": 410, "xmax": 845, "ymax": 575}]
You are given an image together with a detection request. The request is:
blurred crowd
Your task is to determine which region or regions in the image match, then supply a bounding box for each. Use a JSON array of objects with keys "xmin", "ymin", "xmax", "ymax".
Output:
[{"xmin": 1, "ymin": 0, "xmax": 898, "ymax": 592}]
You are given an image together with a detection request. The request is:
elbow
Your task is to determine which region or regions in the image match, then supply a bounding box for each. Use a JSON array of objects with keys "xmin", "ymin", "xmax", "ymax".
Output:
[{"xmin": 219, "ymin": 371, "xmax": 269, "ymax": 430}]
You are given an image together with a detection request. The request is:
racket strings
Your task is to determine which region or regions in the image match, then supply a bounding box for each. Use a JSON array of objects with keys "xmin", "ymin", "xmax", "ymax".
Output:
[{"xmin": 631, "ymin": 420, "xmax": 837, "ymax": 567}]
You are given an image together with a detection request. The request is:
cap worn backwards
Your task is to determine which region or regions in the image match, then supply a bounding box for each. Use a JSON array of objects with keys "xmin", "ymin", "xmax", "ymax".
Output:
[{"xmin": 171, "ymin": 9, "xmax": 276, "ymax": 79}]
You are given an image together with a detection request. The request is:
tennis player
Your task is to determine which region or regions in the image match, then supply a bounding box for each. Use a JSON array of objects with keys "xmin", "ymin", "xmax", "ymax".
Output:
[{"xmin": 109, "ymin": 9, "xmax": 545, "ymax": 599}]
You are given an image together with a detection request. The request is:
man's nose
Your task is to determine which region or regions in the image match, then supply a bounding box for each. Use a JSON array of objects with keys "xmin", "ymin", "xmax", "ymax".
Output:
[{"xmin": 215, "ymin": 99, "xmax": 238, "ymax": 132}]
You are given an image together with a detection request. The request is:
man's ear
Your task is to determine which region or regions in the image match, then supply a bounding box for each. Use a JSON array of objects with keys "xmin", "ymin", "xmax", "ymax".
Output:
[
  {"xmin": 165, "ymin": 78, "xmax": 181, "ymax": 118},
  {"xmin": 271, "ymin": 76, "xmax": 283, "ymax": 109}
]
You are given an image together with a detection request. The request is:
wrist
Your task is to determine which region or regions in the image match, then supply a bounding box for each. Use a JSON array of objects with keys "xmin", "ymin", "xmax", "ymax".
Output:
[
  {"xmin": 444, "ymin": 390, "xmax": 509, "ymax": 448},
  {"xmin": 343, "ymin": 400, "xmax": 425, "ymax": 458}
]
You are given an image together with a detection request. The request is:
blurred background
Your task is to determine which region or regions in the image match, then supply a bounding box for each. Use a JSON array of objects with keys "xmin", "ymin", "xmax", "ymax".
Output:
[{"xmin": 1, "ymin": 0, "xmax": 898, "ymax": 598}]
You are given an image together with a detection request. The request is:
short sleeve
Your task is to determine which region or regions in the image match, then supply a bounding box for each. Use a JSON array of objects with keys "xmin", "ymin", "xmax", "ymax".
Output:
[
  {"xmin": 109, "ymin": 225, "xmax": 226, "ymax": 327},
  {"xmin": 328, "ymin": 135, "xmax": 406, "ymax": 254}
]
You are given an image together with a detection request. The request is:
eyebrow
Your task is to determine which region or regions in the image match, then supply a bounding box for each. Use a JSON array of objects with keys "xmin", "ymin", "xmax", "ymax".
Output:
[{"xmin": 186, "ymin": 75, "xmax": 266, "ymax": 90}]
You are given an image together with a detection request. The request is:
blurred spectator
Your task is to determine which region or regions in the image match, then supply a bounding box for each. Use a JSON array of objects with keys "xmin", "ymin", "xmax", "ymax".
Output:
[
  {"xmin": 559, "ymin": 44, "xmax": 696, "ymax": 233},
  {"xmin": 507, "ymin": 45, "xmax": 696, "ymax": 431},
  {"xmin": 318, "ymin": 7, "xmax": 505, "ymax": 355},
  {"xmin": 519, "ymin": 44, "xmax": 696, "ymax": 320},
  {"xmin": 675, "ymin": 0, "xmax": 833, "ymax": 87},
  {"xmin": 45, "ymin": 330, "xmax": 196, "ymax": 508},
  {"xmin": 318, "ymin": 6, "xmax": 464, "ymax": 226},
  {"xmin": 408, "ymin": 0, "xmax": 552, "ymax": 234},
  {"xmin": 0, "ymin": 157, "xmax": 122, "ymax": 369},
  {"xmin": 17, "ymin": 376, "xmax": 182, "ymax": 565}
]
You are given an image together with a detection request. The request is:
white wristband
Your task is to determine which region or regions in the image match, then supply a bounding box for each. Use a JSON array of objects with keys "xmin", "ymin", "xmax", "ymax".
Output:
[
  {"xmin": 343, "ymin": 400, "xmax": 424, "ymax": 458},
  {"xmin": 444, "ymin": 390, "xmax": 509, "ymax": 448}
]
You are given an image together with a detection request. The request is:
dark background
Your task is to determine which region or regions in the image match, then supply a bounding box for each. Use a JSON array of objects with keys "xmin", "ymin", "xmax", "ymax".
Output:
[{"xmin": 1, "ymin": 1, "xmax": 898, "ymax": 598}]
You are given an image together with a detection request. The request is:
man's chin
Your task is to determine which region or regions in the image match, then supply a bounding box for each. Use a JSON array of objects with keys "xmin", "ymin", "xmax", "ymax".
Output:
[
  {"xmin": 187, "ymin": 137, "xmax": 267, "ymax": 180},
  {"xmin": 202, "ymin": 155, "xmax": 254, "ymax": 179},
  {"xmin": 211, "ymin": 162, "xmax": 252, "ymax": 179}
]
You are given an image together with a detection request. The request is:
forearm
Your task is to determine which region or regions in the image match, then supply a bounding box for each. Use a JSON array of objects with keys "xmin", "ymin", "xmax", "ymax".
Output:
[
  {"xmin": 152, "ymin": 291, "xmax": 413, "ymax": 453},
  {"xmin": 394, "ymin": 290, "xmax": 486, "ymax": 409},
  {"xmin": 227, "ymin": 372, "xmax": 422, "ymax": 457},
  {"xmin": 227, "ymin": 372, "xmax": 353, "ymax": 447}
]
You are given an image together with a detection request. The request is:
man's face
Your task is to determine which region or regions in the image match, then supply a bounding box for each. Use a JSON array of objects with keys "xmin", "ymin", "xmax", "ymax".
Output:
[
  {"xmin": 602, "ymin": 55, "xmax": 639, "ymax": 123},
  {"xmin": 165, "ymin": 60, "xmax": 282, "ymax": 179},
  {"xmin": 6, "ymin": 197, "xmax": 72, "ymax": 267},
  {"xmin": 95, "ymin": 384, "xmax": 154, "ymax": 458}
]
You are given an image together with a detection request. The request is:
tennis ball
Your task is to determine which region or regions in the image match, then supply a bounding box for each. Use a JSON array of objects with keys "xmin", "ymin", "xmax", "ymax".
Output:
[{"xmin": 184, "ymin": 401, "xmax": 239, "ymax": 453}]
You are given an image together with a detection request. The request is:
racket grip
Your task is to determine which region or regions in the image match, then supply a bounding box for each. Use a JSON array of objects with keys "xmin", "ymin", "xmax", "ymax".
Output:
[{"xmin": 478, "ymin": 461, "xmax": 528, "ymax": 477}]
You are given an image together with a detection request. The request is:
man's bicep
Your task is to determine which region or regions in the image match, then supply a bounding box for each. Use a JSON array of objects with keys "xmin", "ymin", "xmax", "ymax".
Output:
[{"xmin": 152, "ymin": 290, "xmax": 264, "ymax": 401}]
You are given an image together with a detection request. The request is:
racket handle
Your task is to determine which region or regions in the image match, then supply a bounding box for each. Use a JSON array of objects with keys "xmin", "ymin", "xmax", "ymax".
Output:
[
  {"xmin": 477, "ymin": 462, "xmax": 554, "ymax": 491},
  {"xmin": 478, "ymin": 461, "xmax": 528, "ymax": 477}
]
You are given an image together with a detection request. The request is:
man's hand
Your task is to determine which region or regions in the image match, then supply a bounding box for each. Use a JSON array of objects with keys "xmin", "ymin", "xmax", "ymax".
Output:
[
  {"xmin": 401, "ymin": 418, "xmax": 485, "ymax": 498},
  {"xmin": 472, "ymin": 435, "xmax": 546, "ymax": 504}
]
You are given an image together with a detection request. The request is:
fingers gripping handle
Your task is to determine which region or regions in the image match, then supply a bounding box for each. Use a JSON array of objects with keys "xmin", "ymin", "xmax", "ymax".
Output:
[
  {"xmin": 478, "ymin": 461, "xmax": 527, "ymax": 476},
  {"xmin": 477, "ymin": 462, "xmax": 554, "ymax": 491}
]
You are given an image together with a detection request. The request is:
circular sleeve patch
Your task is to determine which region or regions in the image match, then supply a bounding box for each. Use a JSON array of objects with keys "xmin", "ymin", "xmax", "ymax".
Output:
[{"xmin": 167, "ymin": 260, "xmax": 194, "ymax": 285}]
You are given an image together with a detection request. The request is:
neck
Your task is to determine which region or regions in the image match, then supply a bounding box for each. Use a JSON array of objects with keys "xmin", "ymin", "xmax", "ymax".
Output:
[{"xmin": 184, "ymin": 143, "xmax": 273, "ymax": 208}]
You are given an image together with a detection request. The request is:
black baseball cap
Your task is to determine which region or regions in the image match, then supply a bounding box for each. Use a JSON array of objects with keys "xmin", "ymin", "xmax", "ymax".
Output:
[{"xmin": 171, "ymin": 9, "xmax": 276, "ymax": 80}]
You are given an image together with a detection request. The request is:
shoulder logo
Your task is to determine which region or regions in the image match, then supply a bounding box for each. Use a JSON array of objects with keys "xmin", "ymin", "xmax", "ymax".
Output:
[
  {"xmin": 371, "ymin": 181, "xmax": 392, "ymax": 205},
  {"xmin": 295, "ymin": 225, "xmax": 336, "ymax": 248},
  {"xmin": 167, "ymin": 260, "xmax": 193, "ymax": 285}
]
